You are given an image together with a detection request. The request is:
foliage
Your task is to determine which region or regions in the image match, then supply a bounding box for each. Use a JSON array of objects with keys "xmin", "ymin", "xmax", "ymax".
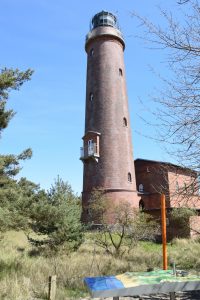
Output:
[
  {"xmin": 0, "ymin": 177, "xmax": 45, "ymax": 232},
  {"xmin": 0, "ymin": 175, "xmax": 83, "ymax": 252},
  {"xmin": 89, "ymin": 190, "xmax": 160, "ymax": 257},
  {"xmin": 30, "ymin": 176, "xmax": 83, "ymax": 251},
  {"xmin": 0, "ymin": 67, "xmax": 33, "ymax": 135},
  {"xmin": 0, "ymin": 152, "xmax": 33, "ymax": 232},
  {"xmin": 170, "ymin": 207, "xmax": 197, "ymax": 235},
  {"xmin": 0, "ymin": 67, "xmax": 33, "ymax": 188},
  {"xmin": 0, "ymin": 67, "xmax": 83, "ymax": 252},
  {"xmin": 0, "ymin": 67, "xmax": 34, "ymax": 233},
  {"xmin": 0, "ymin": 149, "xmax": 32, "ymax": 186}
]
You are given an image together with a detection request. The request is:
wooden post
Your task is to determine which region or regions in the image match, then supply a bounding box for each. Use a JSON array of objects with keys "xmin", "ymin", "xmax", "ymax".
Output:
[
  {"xmin": 48, "ymin": 275, "xmax": 57, "ymax": 300},
  {"xmin": 170, "ymin": 292, "xmax": 176, "ymax": 300},
  {"xmin": 161, "ymin": 194, "xmax": 167, "ymax": 270}
]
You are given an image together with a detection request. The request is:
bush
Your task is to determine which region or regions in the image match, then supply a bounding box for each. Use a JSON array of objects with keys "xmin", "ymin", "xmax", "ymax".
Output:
[{"xmin": 89, "ymin": 190, "xmax": 160, "ymax": 257}]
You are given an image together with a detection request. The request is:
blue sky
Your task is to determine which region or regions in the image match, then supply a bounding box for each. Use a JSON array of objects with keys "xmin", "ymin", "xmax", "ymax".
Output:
[{"xmin": 1, "ymin": 0, "xmax": 181, "ymax": 194}]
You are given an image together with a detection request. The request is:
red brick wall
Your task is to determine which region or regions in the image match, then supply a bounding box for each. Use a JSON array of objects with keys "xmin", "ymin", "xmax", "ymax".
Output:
[
  {"xmin": 135, "ymin": 160, "xmax": 170, "ymax": 209},
  {"xmin": 168, "ymin": 171, "xmax": 200, "ymax": 208},
  {"xmin": 135, "ymin": 159, "xmax": 200, "ymax": 210},
  {"xmin": 135, "ymin": 161, "xmax": 169, "ymax": 193},
  {"xmin": 138, "ymin": 194, "xmax": 162, "ymax": 210}
]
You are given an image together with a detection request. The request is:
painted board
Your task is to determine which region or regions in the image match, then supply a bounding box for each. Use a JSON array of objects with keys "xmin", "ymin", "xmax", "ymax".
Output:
[{"xmin": 84, "ymin": 270, "xmax": 200, "ymax": 298}]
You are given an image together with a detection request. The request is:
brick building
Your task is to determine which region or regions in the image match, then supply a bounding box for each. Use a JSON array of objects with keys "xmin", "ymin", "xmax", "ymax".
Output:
[{"xmin": 135, "ymin": 159, "xmax": 200, "ymax": 239}]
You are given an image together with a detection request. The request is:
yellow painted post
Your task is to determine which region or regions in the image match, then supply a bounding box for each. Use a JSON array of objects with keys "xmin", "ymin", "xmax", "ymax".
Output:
[{"xmin": 161, "ymin": 194, "xmax": 167, "ymax": 270}]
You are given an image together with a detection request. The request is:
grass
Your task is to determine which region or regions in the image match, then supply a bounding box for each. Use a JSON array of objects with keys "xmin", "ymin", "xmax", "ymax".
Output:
[{"xmin": 0, "ymin": 231, "xmax": 200, "ymax": 299}]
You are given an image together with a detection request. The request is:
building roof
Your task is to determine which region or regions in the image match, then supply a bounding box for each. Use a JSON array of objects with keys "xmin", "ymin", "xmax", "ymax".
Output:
[{"xmin": 134, "ymin": 158, "xmax": 198, "ymax": 176}]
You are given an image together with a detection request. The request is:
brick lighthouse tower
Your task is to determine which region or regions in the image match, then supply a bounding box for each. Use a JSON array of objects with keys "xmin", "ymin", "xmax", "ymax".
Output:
[{"xmin": 80, "ymin": 11, "xmax": 139, "ymax": 222}]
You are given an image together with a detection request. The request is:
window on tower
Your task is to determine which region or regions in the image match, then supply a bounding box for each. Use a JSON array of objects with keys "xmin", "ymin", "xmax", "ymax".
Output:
[
  {"xmin": 90, "ymin": 48, "xmax": 94, "ymax": 56},
  {"xmin": 128, "ymin": 172, "xmax": 132, "ymax": 182},
  {"xmin": 89, "ymin": 93, "xmax": 94, "ymax": 101},
  {"xmin": 123, "ymin": 117, "xmax": 127, "ymax": 127},
  {"xmin": 119, "ymin": 68, "xmax": 123, "ymax": 76}
]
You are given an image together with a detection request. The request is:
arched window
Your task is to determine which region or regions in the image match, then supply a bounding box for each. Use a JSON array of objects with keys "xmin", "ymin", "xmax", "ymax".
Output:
[
  {"xmin": 123, "ymin": 117, "xmax": 127, "ymax": 127},
  {"xmin": 139, "ymin": 199, "xmax": 145, "ymax": 211},
  {"xmin": 89, "ymin": 93, "xmax": 94, "ymax": 101},
  {"xmin": 128, "ymin": 172, "xmax": 132, "ymax": 182},
  {"xmin": 90, "ymin": 48, "xmax": 94, "ymax": 56},
  {"xmin": 139, "ymin": 184, "xmax": 144, "ymax": 192},
  {"xmin": 119, "ymin": 68, "xmax": 123, "ymax": 76}
]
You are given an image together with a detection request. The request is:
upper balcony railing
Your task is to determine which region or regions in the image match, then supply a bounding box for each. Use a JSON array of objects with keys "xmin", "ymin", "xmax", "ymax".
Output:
[{"xmin": 80, "ymin": 143, "xmax": 99, "ymax": 160}]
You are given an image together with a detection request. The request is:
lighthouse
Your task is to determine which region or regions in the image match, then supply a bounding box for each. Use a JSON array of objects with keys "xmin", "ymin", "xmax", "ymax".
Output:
[{"xmin": 80, "ymin": 11, "xmax": 139, "ymax": 222}]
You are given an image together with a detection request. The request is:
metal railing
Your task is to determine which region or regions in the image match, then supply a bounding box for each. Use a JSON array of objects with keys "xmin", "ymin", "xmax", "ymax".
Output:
[{"xmin": 80, "ymin": 143, "xmax": 98, "ymax": 159}]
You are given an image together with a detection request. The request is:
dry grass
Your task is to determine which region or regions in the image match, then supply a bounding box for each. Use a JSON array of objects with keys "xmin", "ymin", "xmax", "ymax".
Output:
[
  {"xmin": 0, "ymin": 231, "xmax": 200, "ymax": 299},
  {"xmin": 168, "ymin": 238, "xmax": 200, "ymax": 270}
]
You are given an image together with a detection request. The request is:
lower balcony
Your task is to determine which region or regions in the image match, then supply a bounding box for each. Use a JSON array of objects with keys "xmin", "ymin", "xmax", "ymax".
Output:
[{"xmin": 80, "ymin": 143, "xmax": 99, "ymax": 161}]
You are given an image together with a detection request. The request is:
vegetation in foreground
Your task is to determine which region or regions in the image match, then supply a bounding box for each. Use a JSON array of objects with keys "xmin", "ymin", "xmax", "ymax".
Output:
[{"xmin": 0, "ymin": 231, "xmax": 200, "ymax": 300}]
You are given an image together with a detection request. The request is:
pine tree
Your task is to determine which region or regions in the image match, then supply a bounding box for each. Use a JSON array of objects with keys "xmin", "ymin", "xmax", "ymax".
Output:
[
  {"xmin": 30, "ymin": 176, "xmax": 83, "ymax": 251},
  {"xmin": 0, "ymin": 68, "xmax": 33, "ymax": 232}
]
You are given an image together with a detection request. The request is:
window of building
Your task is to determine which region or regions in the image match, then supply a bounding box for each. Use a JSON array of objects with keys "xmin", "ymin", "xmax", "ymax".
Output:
[
  {"xmin": 128, "ymin": 172, "xmax": 132, "ymax": 182},
  {"xmin": 89, "ymin": 93, "xmax": 94, "ymax": 101},
  {"xmin": 90, "ymin": 48, "xmax": 94, "ymax": 56},
  {"xmin": 119, "ymin": 68, "xmax": 123, "ymax": 76},
  {"xmin": 139, "ymin": 183, "xmax": 144, "ymax": 192},
  {"xmin": 123, "ymin": 117, "xmax": 127, "ymax": 127}
]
